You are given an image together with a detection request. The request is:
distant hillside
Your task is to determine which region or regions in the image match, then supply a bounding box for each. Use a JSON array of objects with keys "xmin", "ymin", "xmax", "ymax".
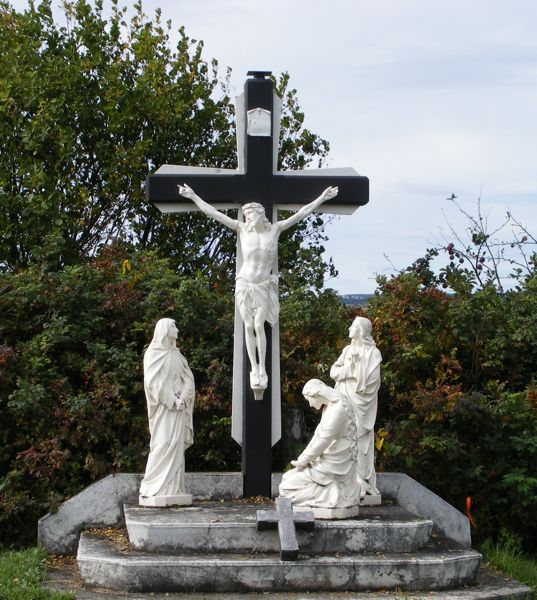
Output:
[{"xmin": 339, "ymin": 294, "xmax": 373, "ymax": 306}]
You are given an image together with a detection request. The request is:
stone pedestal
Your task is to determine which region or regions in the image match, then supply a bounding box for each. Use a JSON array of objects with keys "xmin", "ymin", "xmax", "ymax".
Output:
[
  {"xmin": 138, "ymin": 493, "xmax": 192, "ymax": 507},
  {"xmin": 360, "ymin": 493, "xmax": 382, "ymax": 506},
  {"xmin": 296, "ymin": 504, "xmax": 360, "ymax": 519}
]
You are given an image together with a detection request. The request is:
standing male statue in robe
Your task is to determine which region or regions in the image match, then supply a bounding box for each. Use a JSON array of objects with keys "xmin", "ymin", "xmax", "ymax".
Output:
[
  {"xmin": 178, "ymin": 183, "xmax": 338, "ymax": 393},
  {"xmin": 330, "ymin": 316, "xmax": 382, "ymax": 504},
  {"xmin": 139, "ymin": 318, "xmax": 195, "ymax": 507}
]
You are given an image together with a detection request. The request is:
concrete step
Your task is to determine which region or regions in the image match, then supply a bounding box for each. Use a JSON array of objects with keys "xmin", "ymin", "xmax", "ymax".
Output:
[
  {"xmin": 125, "ymin": 500, "xmax": 433, "ymax": 555},
  {"xmin": 77, "ymin": 529, "xmax": 482, "ymax": 593},
  {"xmin": 45, "ymin": 555, "xmax": 534, "ymax": 599}
]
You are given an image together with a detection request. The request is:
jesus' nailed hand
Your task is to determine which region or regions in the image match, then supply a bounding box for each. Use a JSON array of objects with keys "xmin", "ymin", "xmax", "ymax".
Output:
[{"xmin": 177, "ymin": 183, "xmax": 338, "ymax": 393}]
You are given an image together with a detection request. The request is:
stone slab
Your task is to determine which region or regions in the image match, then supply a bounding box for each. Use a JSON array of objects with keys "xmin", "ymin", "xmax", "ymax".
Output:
[
  {"xmin": 43, "ymin": 557, "xmax": 535, "ymax": 600},
  {"xmin": 39, "ymin": 472, "xmax": 471, "ymax": 554},
  {"xmin": 308, "ymin": 505, "xmax": 360, "ymax": 519},
  {"xmin": 377, "ymin": 472, "xmax": 472, "ymax": 547},
  {"xmin": 256, "ymin": 496, "xmax": 315, "ymax": 560},
  {"xmin": 77, "ymin": 531, "xmax": 482, "ymax": 593},
  {"xmin": 125, "ymin": 501, "xmax": 433, "ymax": 554}
]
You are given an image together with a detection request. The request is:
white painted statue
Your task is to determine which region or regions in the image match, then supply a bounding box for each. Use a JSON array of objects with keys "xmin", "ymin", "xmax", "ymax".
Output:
[
  {"xmin": 330, "ymin": 316, "xmax": 382, "ymax": 505},
  {"xmin": 177, "ymin": 184, "xmax": 338, "ymax": 395},
  {"xmin": 279, "ymin": 379, "xmax": 361, "ymax": 519},
  {"xmin": 139, "ymin": 318, "xmax": 195, "ymax": 507}
]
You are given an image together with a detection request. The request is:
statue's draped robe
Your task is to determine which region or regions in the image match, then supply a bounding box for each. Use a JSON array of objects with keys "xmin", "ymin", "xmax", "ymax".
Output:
[
  {"xmin": 330, "ymin": 341, "xmax": 382, "ymax": 497},
  {"xmin": 139, "ymin": 337, "xmax": 195, "ymax": 499},
  {"xmin": 279, "ymin": 394, "xmax": 360, "ymax": 509}
]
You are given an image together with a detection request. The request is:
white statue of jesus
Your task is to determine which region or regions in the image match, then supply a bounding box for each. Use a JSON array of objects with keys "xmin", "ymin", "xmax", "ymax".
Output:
[{"xmin": 178, "ymin": 184, "xmax": 338, "ymax": 393}]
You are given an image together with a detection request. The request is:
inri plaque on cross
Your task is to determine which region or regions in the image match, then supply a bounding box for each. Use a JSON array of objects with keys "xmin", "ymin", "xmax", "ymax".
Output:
[{"xmin": 146, "ymin": 71, "xmax": 369, "ymax": 497}]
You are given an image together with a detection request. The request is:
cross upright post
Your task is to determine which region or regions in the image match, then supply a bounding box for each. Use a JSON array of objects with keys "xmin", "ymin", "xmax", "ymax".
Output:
[{"xmin": 146, "ymin": 71, "xmax": 369, "ymax": 498}]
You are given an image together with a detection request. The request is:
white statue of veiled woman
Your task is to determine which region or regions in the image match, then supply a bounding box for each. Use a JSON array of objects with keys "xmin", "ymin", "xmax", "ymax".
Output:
[
  {"xmin": 330, "ymin": 316, "xmax": 382, "ymax": 505},
  {"xmin": 279, "ymin": 379, "xmax": 361, "ymax": 519},
  {"xmin": 139, "ymin": 318, "xmax": 195, "ymax": 507}
]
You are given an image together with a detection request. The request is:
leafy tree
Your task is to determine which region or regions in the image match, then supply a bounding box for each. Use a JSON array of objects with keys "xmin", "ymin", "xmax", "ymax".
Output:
[
  {"xmin": 0, "ymin": 0, "xmax": 342, "ymax": 547},
  {"xmin": 0, "ymin": 0, "xmax": 332, "ymax": 285}
]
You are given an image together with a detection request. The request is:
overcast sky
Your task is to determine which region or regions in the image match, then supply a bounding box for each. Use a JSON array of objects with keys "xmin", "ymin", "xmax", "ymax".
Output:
[{"xmin": 10, "ymin": 0, "xmax": 537, "ymax": 292}]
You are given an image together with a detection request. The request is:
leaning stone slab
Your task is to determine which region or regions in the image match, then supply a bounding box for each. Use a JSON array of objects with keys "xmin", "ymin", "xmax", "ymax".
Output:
[
  {"xmin": 38, "ymin": 473, "xmax": 142, "ymax": 555},
  {"xmin": 376, "ymin": 472, "xmax": 471, "ymax": 547}
]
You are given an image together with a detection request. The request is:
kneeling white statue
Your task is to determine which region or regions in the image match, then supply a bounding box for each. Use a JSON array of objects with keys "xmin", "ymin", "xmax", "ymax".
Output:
[
  {"xmin": 139, "ymin": 318, "xmax": 195, "ymax": 507},
  {"xmin": 279, "ymin": 379, "xmax": 361, "ymax": 519}
]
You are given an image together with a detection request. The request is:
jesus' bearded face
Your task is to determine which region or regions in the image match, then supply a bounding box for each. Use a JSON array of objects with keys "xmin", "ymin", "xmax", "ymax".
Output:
[{"xmin": 243, "ymin": 204, "xmax": 271, "ymax": 232}]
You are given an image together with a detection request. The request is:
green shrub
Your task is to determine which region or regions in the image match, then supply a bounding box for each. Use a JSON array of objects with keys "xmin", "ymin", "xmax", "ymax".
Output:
[
  {"xmin": 368, "ymin": 251, "xmax": 537, "ymax": 552},
  {"xmin": 0, "ymin": 244, "xmax": 345, "ymax": 546}
]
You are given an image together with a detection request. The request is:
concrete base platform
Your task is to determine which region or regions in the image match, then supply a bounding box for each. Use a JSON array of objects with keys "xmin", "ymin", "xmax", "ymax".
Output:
[
  {"xmin": 38, "ymin": 472, "xmax": 473, "ymax": 554},
  {"xmin": 77, "ymin": 529, "xmax": 482, "ymax": 593},
  {"xmin": 44, "ymin": 556, "xmax": 535, "ymax": 600},
  {"xmin": 125, "ymin": 501, "xmax": 433, "ymax": 554}
]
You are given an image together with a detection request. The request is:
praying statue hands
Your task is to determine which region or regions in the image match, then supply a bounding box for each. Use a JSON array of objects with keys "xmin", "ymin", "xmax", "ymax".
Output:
[{"xmin": 176, "ymin": 392, "xmax": 186, "ymax": 410}]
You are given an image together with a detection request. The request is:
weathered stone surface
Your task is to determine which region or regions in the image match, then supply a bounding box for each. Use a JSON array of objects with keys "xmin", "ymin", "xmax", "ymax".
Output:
[
  {"xmin": 43, "ymin": 556, "xmax": 536, "ymax": 600},
  {"xmin": 77, "ymin": 531, "xmax": 482, "ymax": 593},
  {"xmin": 38, "ymin": 473, "xmax": 142, "ymax": 555},
  {"xmin": 125, "ymin": 501, "xmax": 432, "ymax": 554},
  {"xmin": 377, "ymin": 472, "xmax": 471, "ymax": 547},
  {"xmin": 39, "ymin": 472, "xmax": 470, "ymax": 554}
]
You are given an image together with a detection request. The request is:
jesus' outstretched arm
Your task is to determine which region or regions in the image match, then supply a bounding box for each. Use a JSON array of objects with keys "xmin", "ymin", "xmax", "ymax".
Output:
[
  {"xmin": 178, "ymin": 184, "xmax": 239, "ymax": 231},
  {"xmin": 277, "ymin": 186, "xmax": 338, "ymax": 232}
]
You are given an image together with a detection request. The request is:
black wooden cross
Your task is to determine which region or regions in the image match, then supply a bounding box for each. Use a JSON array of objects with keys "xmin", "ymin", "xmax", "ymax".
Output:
[
  {"xmin": 146, "ymin": 71, "xmax": 369, "ymax": 499},
  {"xmin": 257, "ymin": 496, "xmax": 315, "ymax": 561}
]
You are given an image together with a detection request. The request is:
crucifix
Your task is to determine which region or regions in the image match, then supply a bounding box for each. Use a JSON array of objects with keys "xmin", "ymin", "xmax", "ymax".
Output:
[{"xmin": 146, "ymin": 71, "xmax": 369, "ymax": 498}]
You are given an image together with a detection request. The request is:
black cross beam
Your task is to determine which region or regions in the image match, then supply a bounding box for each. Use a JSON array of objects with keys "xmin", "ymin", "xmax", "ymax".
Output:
[
  {"xmin": 146, "ymin": 72, "xmax": 368, "ymax": 215},
  {"xmin": 146, "ymin": 71, "xmax": 369, "ymax": 499},
  {"xmin": 257, "ymin": 496, "xmax": 315, "ymax": 561}
]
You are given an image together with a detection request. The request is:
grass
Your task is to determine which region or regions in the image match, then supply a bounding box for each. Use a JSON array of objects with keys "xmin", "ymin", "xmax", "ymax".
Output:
[
  {"xmin": 481, "ymin": 539, "xmax": 537, "ymax": 597},
  {"xmin": 0, "ymin": 547, "xmax": 73, "ymax": 600}
]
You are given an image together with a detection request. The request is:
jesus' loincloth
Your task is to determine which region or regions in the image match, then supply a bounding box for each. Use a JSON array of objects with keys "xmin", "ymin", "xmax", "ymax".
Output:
[{"xmin": 235, "ymin": 275, "xmax": 279, "ymax": 325}]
